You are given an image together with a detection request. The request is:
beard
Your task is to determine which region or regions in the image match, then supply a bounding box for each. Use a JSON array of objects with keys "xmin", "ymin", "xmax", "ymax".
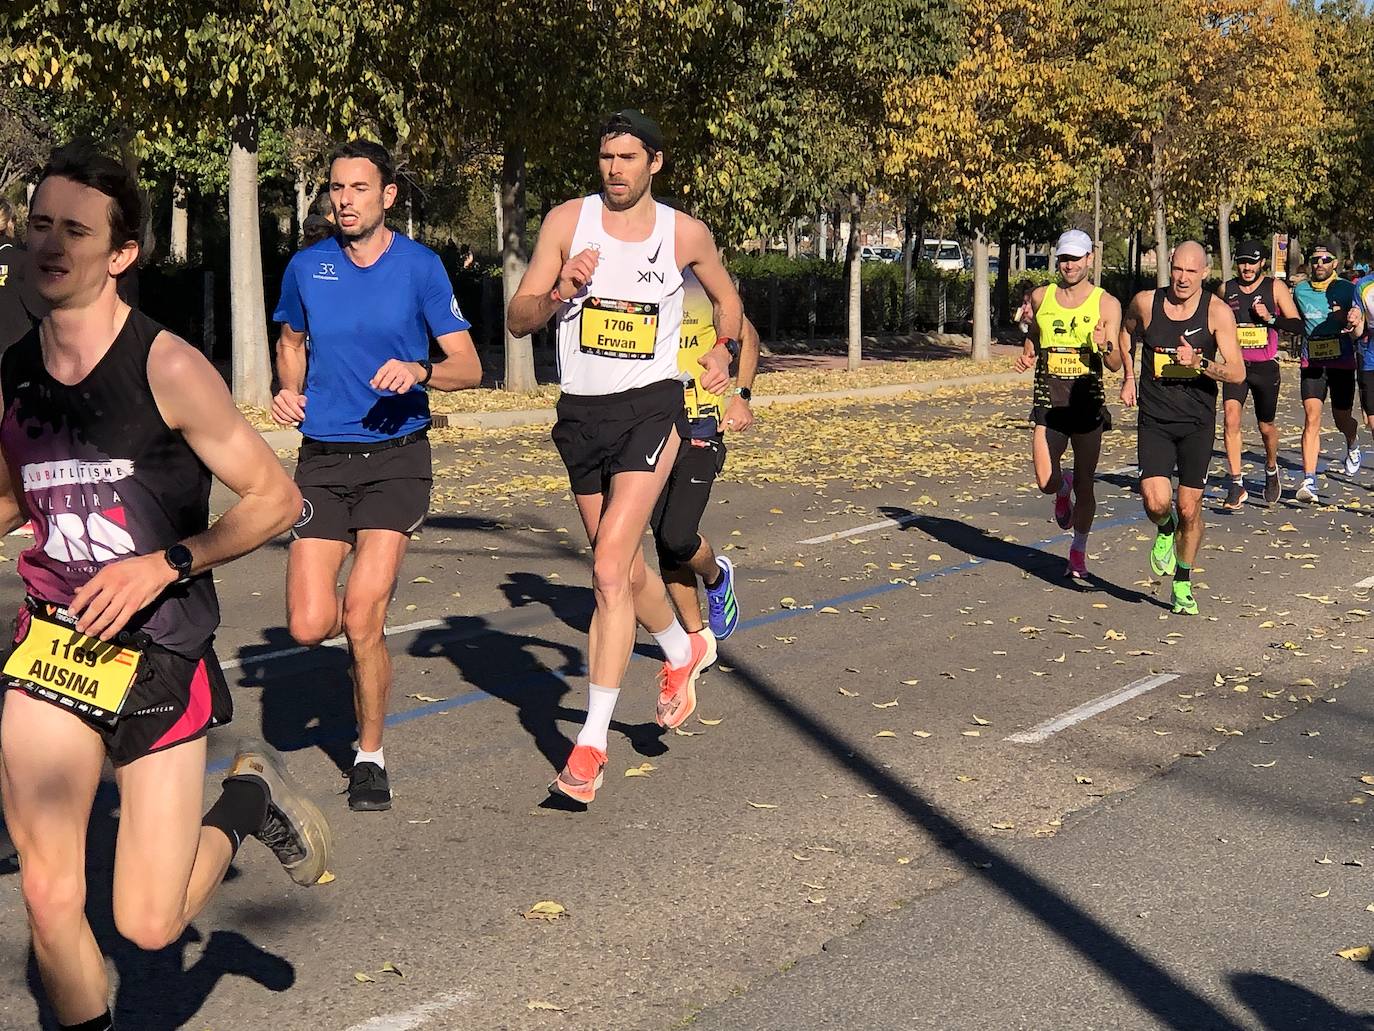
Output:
[{"xmin": 603, "ymin": 177, "xmax": 650, "ymax": 211}]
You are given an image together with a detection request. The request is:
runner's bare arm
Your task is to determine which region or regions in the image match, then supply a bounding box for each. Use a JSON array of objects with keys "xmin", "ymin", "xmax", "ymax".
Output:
[
  {"xmin": 0, "ymin": 389, "xmax": 28, "ymax": 535},
  {"xmin": 1118, "ymin": 292, "xmax": 1149, "ymax": 406},
  {"xmin": 68, "ymin": 334, "xmax": 302, "ymax": 639},
  {"xmin": 1098, "ymin": 293, "xmax": 1125, "ymax": 372},
  {"xmin": 273, "ymin": 325, "xmax": 308, "ymax": 425},
  {"xmin": 1204, "ymin": 297, "xmax": 1245, "ymax": 383},
  {"xmin": 426, "ymin": 330, "xmax": 482, "ymax": 390},
  {"xmin": 677, "ymin": 214, "xmax": 740, "ymax": 394},
  {"xmin": 507, "ymin": 200, "xmax": 588, "ymax": 337},
  {"xmin": 1016, "ymin": 286, "xmax": 1047, "ymax": 372},
  {"xmin": 1267, "ymin": 280, "xmax": 1305, "ymax": 335},
  {"xmin": 724, "ymin": 316, "xmax": 760, "ymax": 432}
]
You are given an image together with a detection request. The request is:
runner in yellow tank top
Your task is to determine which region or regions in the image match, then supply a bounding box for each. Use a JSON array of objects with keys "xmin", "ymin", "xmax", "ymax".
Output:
[{"xmin": 1015, "ymin": 229, "xmax": 1124, "ymax": 581}]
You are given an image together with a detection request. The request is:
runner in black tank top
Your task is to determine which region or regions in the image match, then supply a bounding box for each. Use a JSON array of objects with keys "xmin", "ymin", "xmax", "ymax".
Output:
[
  {"xmin": 0, "ymin": 142, "xmax": 330, "ymax": 1031},
  {"xmin": 1120, "ymin": 240, "xmax": 1244, "ymax": 616},
  {"xmin": 1216, "ymin": 240, "xmax": 1303, "ymax": 506}
]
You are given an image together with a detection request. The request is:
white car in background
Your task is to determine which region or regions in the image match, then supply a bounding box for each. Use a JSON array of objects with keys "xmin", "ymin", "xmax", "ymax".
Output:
[{"xmin": 922, "ymin": 239, "xmax": 965, "ymax": 272}]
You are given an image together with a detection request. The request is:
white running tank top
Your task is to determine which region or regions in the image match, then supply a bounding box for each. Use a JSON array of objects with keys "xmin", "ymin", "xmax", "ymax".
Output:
[{"xmin": 555, "ymin": 193, "xmax": 684, "ymax": 395}]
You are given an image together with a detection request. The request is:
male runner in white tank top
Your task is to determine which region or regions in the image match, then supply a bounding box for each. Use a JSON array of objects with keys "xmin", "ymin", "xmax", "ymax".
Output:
[{"xmin": 508, "ymin": 110, "xmax": 744, "ymax": 804}]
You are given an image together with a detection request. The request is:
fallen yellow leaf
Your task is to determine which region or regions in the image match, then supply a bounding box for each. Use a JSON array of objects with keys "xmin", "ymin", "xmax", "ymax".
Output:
[
  {"xmin": 524, "ymin": 901, "xmax": 568, "ymax": 921},
  {"xmin": 748, "ymin": 801, "xmax": 779, "ymax": 809},
  {"xmin": 1336, "ymin": 945, "xmax": 1372, "ymax": 962},
  {"xmin": 875, "ymin": 730, "xmax": 897, "ymax": 738},
  {"xmin": 527, "ymin": 1000, "xmax": 567, "ymax": 1011}
]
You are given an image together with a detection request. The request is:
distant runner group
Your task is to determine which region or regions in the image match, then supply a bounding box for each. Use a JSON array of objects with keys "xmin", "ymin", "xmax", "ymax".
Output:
[{"xmin": 0, "ymin": 112, "xmax": 1370, "ymax": 1030}]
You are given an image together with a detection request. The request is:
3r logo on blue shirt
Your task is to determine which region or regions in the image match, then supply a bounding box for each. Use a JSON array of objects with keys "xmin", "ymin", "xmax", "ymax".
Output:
[{"xmin": 274, "ymin": 234, "xmax": 470, "ymax": 443}]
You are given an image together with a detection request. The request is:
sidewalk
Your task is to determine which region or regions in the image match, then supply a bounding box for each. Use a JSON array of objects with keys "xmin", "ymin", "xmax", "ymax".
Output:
[{"xmin": 689, "ymin": 667, "xmax": 1374, "ymax": 1031}]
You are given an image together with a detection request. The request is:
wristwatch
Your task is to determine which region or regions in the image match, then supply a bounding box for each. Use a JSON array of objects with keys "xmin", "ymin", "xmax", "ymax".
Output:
[
  {"xmin": 417, "ymin": 359, "xmax": 433, "ymax": 385},
  {"xmin": 163, "ymin": 543, "xmax": 194, "ymax": 584},
  {"xmin": 1198, "ymin": 357, "xmax": 1212, "ymax": 372},
  {"xmin": 734, "ymin": 386, "xmax": 752, "ymax": 401},
  {"xmin": 718, "ymin": 337, "xmax": 742, "ymax": 360}
]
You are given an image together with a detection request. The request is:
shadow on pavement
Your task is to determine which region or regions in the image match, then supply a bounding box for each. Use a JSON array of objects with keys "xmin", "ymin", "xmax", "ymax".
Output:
[
  {"xmin": 877, "ymin": 507, "xmax": 1162, "ymax": 608},
  {"xmin": 1230, "ymin": 972, "xmax": 1374, "ymax": 1030}
]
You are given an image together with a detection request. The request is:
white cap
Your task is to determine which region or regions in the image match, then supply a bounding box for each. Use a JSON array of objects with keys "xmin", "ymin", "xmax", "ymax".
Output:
[{"xmin": 1055, "ymin": 229, "xmax": 1093, "ymax": 258}]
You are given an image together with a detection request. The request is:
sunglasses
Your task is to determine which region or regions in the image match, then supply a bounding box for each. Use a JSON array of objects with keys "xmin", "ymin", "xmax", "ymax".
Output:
[{"xmin": 1312, "ymin": 255, "xmax": 1336, "ymax": 265}]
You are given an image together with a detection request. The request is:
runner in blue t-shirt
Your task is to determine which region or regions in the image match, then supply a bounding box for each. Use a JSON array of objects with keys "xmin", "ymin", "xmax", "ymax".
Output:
[
  {"xmin": 1354, "ymin": 270, "xmax": 1374, "ymax": 470},
  {"xmin": 271, "ymin": 139, "xmax": 481, "ymax": 812}
]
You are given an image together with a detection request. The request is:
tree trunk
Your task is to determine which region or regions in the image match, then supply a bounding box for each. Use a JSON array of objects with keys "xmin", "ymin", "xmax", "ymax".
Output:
[
  {"xmin": 170, "ymin": 178, "xmax": 189, "ymax": 264},
  {"xmin": 831, "ymin": 207, "xmax": 843, "ymax": 262},
  {"xmin": 295, "ymin": 171, "xmax": 309, "ymax": 245},
  {"xmin": 901, "ymin": 200, "xmax": 916, "ymax": 331},
  {"xmin": 1093, "ymin": 173, "xmax": 1103, "ymax": 286},
  {"xmin": 845, "ymin": 190, "xmax": 862, "ymax": 372},
  {"xmin": 228, "ymin": 115, "xmax": 271, "ymax": 408},
  {"xmin": 1217, "ymin": 195, "xmax": 1234, "ymax": 283},
  {"xmin": 500, "ymin": 142, "xmax": 535, "ymax": 393},
  {"xmin": 785, "ymin": 220, "xmax": 797, "ymax": 258},
  {"xmin": 817, "ymin": 209, "xmax": 828, "ymax": 261},
  {"xmin": 971, "ymin": 229, "xmax": 992, "ymax": 361},
  {"xmin": 994, "ymin": 231, "xmax": 1011, "ymax": 327},
  {"xmin": 1149, "ymin": 139, "xmax": 1169, "ymax": 287}
]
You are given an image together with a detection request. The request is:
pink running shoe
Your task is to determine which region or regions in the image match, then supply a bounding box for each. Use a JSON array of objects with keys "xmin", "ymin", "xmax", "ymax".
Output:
[
  {"xmin": 1067, "ymin": 547, "xmax": 1089, "ymax": 581},
  {"xmin": 1053, "ymin": 479, "xmax": 1074, "ymax": 529}
]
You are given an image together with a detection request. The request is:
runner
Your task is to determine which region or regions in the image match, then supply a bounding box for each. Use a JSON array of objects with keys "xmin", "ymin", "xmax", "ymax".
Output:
[
  {"xmin": 1217, "ymin": 239, "xmax": 1302, "ymax": 507},
  {"xmin": 650, "ymin": 270, "xmax": 758, "ymax": 660},
  {"xmin": 1291, "ymin": 243, "xmax": 1365, "ymax": 503},
  {"xmin": 0, "ymin": 141, "xmax": 331, "ymax": 1031},
  {"xmin": 272, "ymin": 139, "xmax": 482, "ymax": 812},
  {"xmin": 1014, "ymin": 229, "xmax": 1123, "ymax": 581},
  {"xmin": 1119, "ymin": 241, "xmax": 1243, "ymax": 615},
  {"xmin": 1354, "ymin": 267, "xmax": 1374, "ymax": 459},
  {"xmin": 507, "ymin": 109, "xmax": 743, "ymax": 804}
]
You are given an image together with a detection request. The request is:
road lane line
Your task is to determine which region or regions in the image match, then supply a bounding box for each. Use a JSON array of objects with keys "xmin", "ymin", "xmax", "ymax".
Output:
[
  {"xmin": 1005, "ymin": 672, "xmax": 1181, "ymax": 744},
  {"xmin": 340, "ymin": 991, "xmax": 474, "ymax": 1031},
  {"xmin": 798, "ymin": 513, "xmax": 924, "ymax": 545}
]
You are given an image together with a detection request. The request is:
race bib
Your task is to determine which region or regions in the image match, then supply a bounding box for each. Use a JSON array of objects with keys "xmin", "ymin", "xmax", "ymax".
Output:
[
  {"xmin": 1236, "ymin": 326, "xmax": 1268, "ymax": 350},
  {"xmin": 1308, "ymin": 336, "xmax": 1340, "ymax": 361},
  {"xmin": 1153, "ymin": 350, "xmax": 1199, "ymax": 379},
  {"xmin": 4, "ymin": 606, "xmax": 141, "ymax": 723},
  {"xmin": 579, "ymin": 297, "xmax": 658, "ymax": 360},
  {"xmin": 1046, "ymin": 348, "xmax": 1091, "ymax": 379}
]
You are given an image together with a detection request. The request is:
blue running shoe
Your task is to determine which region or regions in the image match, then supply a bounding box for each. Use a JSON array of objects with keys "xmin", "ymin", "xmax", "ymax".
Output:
[{"xmin": 706, "ymin": 556, "xmax": 740, "ymax": 639}]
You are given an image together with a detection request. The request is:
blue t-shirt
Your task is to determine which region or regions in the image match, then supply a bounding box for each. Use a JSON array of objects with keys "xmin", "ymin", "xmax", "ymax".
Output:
[
  {"xmin": 1355, "ymin": 273, "xmax": 1374, "ymax": 372},
  {"xmin": 274, "ymin": 233, "xmax": 470, "ymax": 442},
  {"xmin": 1292, "ymin": 276, "xmax": 1358, "ymax": 369}
]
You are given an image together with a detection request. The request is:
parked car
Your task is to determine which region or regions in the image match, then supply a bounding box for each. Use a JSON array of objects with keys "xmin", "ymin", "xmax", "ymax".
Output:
[{"xmin": 921, "ymin": 238, "xmax": 964, "ymax": 272}]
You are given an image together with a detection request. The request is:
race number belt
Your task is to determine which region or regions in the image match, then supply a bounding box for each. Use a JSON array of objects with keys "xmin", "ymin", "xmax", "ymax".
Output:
[
  {"xmin": 1152, "ymin": 350, "xmax": 1199, "ymax": 379},
  {"xmin": 4, "ymin": 600, "xmax": 142, "ymax": 723},
  {"xmin": 579, "ymin": 297, "xmax": 658, "ymax": 360},
  {"xmin": 1045, "ymin": 347, "xmax": 1092, "ymax": 379},
  {"xmin": 1236, "ymin": 326, "xmax": 1269, "ymax": 350},
  {"xmin": 1308, "ymin": 336, "xmax": 1341, "ymax": 361}
]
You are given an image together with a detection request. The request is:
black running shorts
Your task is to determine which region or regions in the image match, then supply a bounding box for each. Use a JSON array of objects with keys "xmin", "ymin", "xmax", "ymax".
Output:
[
  {"xmin": 1030, "ymin": 405, "xmax": 1111, "ymax": 438},
  {"xmin": 292, "ymin": 431, "xmax": 432, "ymax": 543},
  {"xmin": 552, "ymin": 379, "xmax": 689, "ymax": 496},
  {"xmin": 1137, "ymin": 416, "xmax": 1215, "ymax": 490},
  {"xmin": 4, "ymin": 602, "xmax": 232, "ymax": 768},
  {"xmin": 1358, "ymin": 370, "xmax": 1374, "ymax": 416},
  {"xmin": 1221, "ymin": 359, "xmax": 1281, "ymax": 424},
  {"xmin": 1299, "ymin": 365, "xmax": 1356, "ymax": 409},
  {"xmin": 652, "ymin": 435, "xmax": 727, "ymax": 567}
]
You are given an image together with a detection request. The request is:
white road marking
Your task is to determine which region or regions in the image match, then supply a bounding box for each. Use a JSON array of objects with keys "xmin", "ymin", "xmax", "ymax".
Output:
[
  {"xmin": 798, "ymin": 513, "xmax": 924, "ymax": 545},
  {"xmin": 220, "ymin": 618, "xmax": 444, "ymax": 671},
  {"xmin": 1005, "ymin": 672, "xmax": 1181, "ymax": 744},
  {"xmin": 1355, "ymin": 575, "xmax": 1374, "ymax": 590},
  {"xmin": 340, "ymin": 991, "xmax": 474, "ymax": 1031}
]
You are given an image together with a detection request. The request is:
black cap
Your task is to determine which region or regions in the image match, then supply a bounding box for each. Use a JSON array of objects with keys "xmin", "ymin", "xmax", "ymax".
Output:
[
  {"xmin": 601, "ymin": 109, "xmax": 666, "ymax": 157},
  {"xmin": 1235, "ymin": 239, "xmax": 1265, "ymax": 263}
]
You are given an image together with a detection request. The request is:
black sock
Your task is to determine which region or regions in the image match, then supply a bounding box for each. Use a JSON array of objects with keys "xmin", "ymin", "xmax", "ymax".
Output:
[
  {"xmin": 202, "ymin": 777, "xmax": 269, "ymax": 852},
  {"xmin": 1175, "ymin": 562, "xmax": 1191, "ymax": 583},
  {"xmin": 1155, "ymin": 514, "xmax": 1176, "ymax": 535},
  {"xmin": 62, "ymin": 1011, "xmax": 113, "ymax": 1031},
  {"xmin": 704, "ymin": 568, "xmax": 723, "ymax": 590}
]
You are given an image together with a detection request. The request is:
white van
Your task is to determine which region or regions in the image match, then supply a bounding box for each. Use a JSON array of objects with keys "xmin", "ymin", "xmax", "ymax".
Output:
[{"xmin": 921, "ymin": 239, "xmax": 965, "ymax": 272}]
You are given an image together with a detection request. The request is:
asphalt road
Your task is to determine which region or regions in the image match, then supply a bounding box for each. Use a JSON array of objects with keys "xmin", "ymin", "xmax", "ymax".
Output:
[{"xmin": 0, "ymin": 375, "xmax": 1371, "ymax": 1030}]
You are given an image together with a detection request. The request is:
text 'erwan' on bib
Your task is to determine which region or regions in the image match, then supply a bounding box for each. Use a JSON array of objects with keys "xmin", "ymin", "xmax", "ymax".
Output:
[
  {"xmin": 579, "ymin": 297, "xmax": 659, "ymax": 360},
  {"xmin": 4, "ymin": 600, "xmax": 142, "ymax": 725}
]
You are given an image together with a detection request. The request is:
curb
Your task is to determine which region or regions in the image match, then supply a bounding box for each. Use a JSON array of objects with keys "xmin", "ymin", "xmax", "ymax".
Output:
[{"xmin": 259, "ymin": 368, "xmax": 1023, "ymax": 447}]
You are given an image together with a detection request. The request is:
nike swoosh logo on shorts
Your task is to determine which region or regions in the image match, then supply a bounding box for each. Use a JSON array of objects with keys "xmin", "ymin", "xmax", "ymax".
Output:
[
  {"xmin": 690, "ymin": 477, "xmax": 708, "ymax": 484},
  {"xmin": 646, "ymin": 436, "xmax": 668, "ymax": 465}
]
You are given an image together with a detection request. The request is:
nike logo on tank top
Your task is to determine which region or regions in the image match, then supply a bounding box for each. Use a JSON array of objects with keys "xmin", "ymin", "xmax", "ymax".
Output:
[{"xmin": 555, "ymin": 194, "xmax": 685, "ymax": 396}]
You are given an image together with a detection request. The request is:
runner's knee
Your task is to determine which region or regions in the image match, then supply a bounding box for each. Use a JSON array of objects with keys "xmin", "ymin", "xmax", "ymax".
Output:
[
  {"xmin": 114, "ymin": 903, "xmax": 185, "ymax": 952},
  {"xmin": 592, "ymin": 552, "xmax": 633, "ymax": 604},
  {"xmin": 21, "ymin": 864, "xmax": 87, "ymax": 943},
  {"xmin": 1176, "ymin": 495, "xmax": 1202, "ymax": 525},
  {"xmin": 654, "ymin": 529, "xmax": 699, "ymax": 570},
  {"xmin": 287, "ymin": 607, "xmax": 337, "ymax": 647},
  {"xmin": 341, "ymin": 597, "xmax": 386, "ymax": 645}
]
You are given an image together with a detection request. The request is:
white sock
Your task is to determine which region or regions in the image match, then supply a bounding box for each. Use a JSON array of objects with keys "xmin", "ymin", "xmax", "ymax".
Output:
[
  {"xmin": 355, "ymin": 747, "xmax": 385, "ymax": 769},
  {"xmin": 1266, "ymin": 465, "xmax": 1278, "ymax": 475},
  {"xmin": 1072, "ymin": 530, "xmax": 1088, "ymax": 552},
  {"xmin": 652, "ymin": 619, "xmax": 694, "ymax": 668},
  {"xmin": 576, "ymin": 684, "xmax": 620, "ymax": 750}
]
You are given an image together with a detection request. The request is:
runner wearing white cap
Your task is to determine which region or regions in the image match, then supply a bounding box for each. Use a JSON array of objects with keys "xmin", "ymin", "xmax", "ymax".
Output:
[{"xmin": 1014, "ymin": 229, "xmax": 1123, "ymax": 581}]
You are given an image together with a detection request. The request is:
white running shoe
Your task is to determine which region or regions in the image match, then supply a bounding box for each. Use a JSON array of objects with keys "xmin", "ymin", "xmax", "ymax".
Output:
[
  {"xmin": 1295, "ymin": 477, "xmax": 1319, "ymax": 504},
  {"xmin": 1345, "ymin": 445, "xmax": 1363, "ymax": 477}
]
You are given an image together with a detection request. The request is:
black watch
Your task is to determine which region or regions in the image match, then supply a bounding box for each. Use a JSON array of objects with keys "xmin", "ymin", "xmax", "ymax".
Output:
[
  {"xmin": 718, "ymin": 337, "xmax": 742, "ymax": 360},
  {"xmin": 735, "ymin": 386, "xmax": 752, "ymax": 401},
  {"xmin": 417, "ymin": 359, "xmax": 434, "ymax": 385},
  {"xmin": 163, "ymin": 543, "xmax": 194, "ymax": 584}
]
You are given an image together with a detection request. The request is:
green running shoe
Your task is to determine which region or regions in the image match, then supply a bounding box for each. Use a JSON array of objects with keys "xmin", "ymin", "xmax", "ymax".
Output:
[
  {"xmin": 1171, "ymin": 581, "xmax": 1198, "ymax": 615},
  {"xmin": 1150, "ymin": 526, "xmax": 1177, "ymax": 577}
]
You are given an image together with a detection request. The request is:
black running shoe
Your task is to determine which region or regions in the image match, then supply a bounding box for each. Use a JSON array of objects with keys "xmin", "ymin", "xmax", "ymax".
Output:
[
  {"xmin": 1263, "ymin": 468, "xmax": 1281, "ymax": 504},
  {"xmin": 1222, "ymin": 481, "xmax": 1248, "ymax": 510},
  {"xmin": 348, "ymin": 761, "xmax": 392, "ymax": 812},
  {"xmin": 224, "ymin": 739, "xmax": 333, "ymax": 886}
]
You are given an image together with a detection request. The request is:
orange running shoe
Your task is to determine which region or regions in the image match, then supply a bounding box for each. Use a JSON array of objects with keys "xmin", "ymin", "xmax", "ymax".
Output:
[
  {"xmin": 550, "ymin": 744, "xmax": 607, "ymax": 804},
  {"xmin": 655, "ymin": 632, "xmax": 710, "ymax": 729}
]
